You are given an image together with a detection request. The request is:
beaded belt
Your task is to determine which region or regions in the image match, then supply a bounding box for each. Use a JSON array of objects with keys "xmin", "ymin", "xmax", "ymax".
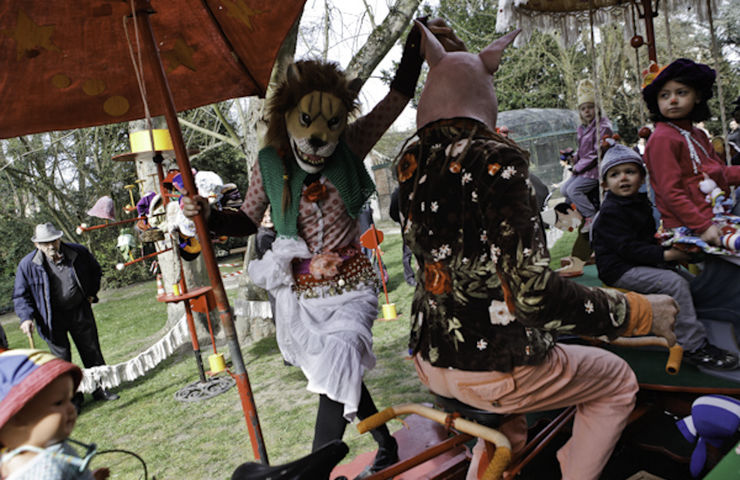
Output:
[{"xmin": 292, "ymin": 246, "xmax": 377, "ymax": 298}]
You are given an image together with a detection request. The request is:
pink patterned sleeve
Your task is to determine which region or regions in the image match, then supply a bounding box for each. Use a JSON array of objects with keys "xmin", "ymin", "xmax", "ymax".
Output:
[
  {"xmin": 240, "ymin": 162, "xmax": 270, "ymax": 226},
  {"xmin": 344, "ymin": 89, "xmax": 410, "ymax": 158}
]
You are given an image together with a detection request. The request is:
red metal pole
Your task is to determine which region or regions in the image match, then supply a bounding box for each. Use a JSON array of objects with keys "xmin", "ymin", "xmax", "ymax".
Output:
[
  {"xmin": 116, "ymin": 246, "xmax": 172, "ymax": 269},
  {"xmin": 77, "ymin": 216, "xmax": 146, "ymax": 233},
  {"xmin": 641, "ymin": 0, "xmax": 658, "ymax": 63},
  {"xmin": 133, "ymin": 1, "xmax": 268, "ymax": 464},
  {"xmin": 371, "ymin": 225, "xmax": 390, "ymax": 304}
]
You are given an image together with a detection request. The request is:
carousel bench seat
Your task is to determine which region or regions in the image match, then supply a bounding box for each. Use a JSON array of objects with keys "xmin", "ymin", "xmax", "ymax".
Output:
[{"xmin": 433, "ymin": 394, "xmax": 506, "ymax": 428}]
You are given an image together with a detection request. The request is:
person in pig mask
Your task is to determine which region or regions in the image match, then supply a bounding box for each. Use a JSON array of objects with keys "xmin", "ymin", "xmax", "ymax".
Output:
[{"xmin": 394, "ymin": 23, "xmax": 679, "ymax": 480}]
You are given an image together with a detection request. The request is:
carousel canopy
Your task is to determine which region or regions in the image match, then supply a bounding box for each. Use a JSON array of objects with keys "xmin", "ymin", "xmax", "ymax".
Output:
[
  {"xmin": 496, "ymin": 0, "xmax": 719, "ymax": 47},
  {"xmin": 0, "ymin": 0, "xmax": 306, "ymax": 139}
]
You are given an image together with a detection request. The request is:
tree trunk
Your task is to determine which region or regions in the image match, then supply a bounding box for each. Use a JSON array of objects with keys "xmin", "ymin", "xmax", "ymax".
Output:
[
  {"xmin": 345, "ymin": 0, "xmax": 422, "ymax": 85},
  {"xmin": 230, "ymin": 18, "xmax": 301, "ymax": 345}
]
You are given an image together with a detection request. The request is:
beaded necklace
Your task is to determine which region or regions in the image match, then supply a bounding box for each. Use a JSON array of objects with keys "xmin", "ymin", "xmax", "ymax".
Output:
[{"xmin": 666, "ymin": 121, "xmax": 711, "ymax": 175}]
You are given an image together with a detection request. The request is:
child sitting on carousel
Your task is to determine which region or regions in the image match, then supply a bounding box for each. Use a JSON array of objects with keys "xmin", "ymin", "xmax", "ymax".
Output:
[
  {"xmin": 642, "ymin": 58, "xmax": 740, "ymax": 333},
  {"xmin": 0, "ymin": 349, "xmax": 109, "ymax": 479},
  {"xmin": 591, "ymin": 141, "xmax": 738, "ymax": 370},
  {"xmin": 559, "ymin": 78, "xmax": 614, "ymax": 233}
]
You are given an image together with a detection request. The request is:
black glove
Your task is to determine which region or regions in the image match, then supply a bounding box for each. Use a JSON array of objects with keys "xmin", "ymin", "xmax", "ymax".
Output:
[{"xmin": 390, "ymin": 17, "xmax": 426, "ymax": 98}]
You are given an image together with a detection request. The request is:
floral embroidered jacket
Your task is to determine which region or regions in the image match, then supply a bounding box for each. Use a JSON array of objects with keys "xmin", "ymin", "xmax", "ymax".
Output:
[{"xmin": 397, "ymin": 119, "xmax": 640, "ymax": 372}]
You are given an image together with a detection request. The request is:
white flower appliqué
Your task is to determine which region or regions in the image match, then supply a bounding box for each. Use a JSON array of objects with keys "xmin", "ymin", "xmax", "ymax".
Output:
[
  {"xmin": 480, "ymin": 230, "xmax": 488, "ymax": 243},
  {"xmin": 490, "ymin": 244, "xmax": 501, "ymax": 262},
  {"xmin": 489, "ymin": 300, "xmax": 516, "ymax": 326},
  {"xmin": 431, "ymin": 201, "xmax": 439, "ymax": 212},
  {"xmin": 584, "ymin": 300, "xmax": 594, "ymax": 314},
  {"xmin": 445, "ymin": 139, "xmax": 470, "ymax": 157},
  {"xmin": 431, "ymin": 244, "xmax": 451, "ymax": 261},
  {"xmin": 476, "ymin": 339, "xmax": 488, "ymax": 351},
  {"xmin": 501, "ymin": 166, "xmax": 516, "ymax": 179},
  {"xmin": 462, "ymin": 172, "xmax": 473, "ymax": 184},
  {"xmin": 471, "ymin": 191, "xmax": 478, "ymax": 202}
]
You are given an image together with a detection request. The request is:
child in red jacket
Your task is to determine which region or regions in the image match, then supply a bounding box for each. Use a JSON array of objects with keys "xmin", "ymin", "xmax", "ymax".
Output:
[{"xmin": 642, "ymin": 58, "xmax": 740, "ymax": 335}]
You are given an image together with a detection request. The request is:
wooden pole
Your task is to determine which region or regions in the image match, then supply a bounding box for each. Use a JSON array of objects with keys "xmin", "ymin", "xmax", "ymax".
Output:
[{"xmin": 132, "ymin": 0, "xmax": 268, "ymax": 464}]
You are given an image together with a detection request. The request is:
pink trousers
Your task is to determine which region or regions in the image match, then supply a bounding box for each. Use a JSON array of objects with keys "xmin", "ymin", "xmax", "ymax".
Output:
[{"xmin": 413, "ymin": 343, "xmax": 638, "ymax": 480}]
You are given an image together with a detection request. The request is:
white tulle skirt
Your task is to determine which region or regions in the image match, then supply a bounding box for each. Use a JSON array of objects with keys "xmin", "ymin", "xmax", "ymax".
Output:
[{"xmin": 248, "ymin": 237, "xmax": 378, "ymax": 420}]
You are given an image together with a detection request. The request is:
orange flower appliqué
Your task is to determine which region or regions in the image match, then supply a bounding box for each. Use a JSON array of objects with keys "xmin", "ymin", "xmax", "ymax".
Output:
[
  {"xmin": 449, "ymin": 161, "xmax": 462, "ymax": 173},
  {"xmin": 303, "ymin": 181, "xmax": 328, "ymax": 203},
  {"xmin": 424, "ymin": 261, "xmax": 452, "ymax": 295},
  {"xmin": 309, "ymin": 252, "xmax": 344, "ymax": 280},
  {"xmin": 397, "ymin": 152, "xmax": 417, "ymax": 182},
  {"xmin": 488, "ymin": 163, "xmax": 501, "ymax": 176},
  {"xmin": 641, "ymin": 61, "xmax": 666, "ymax": 89}
]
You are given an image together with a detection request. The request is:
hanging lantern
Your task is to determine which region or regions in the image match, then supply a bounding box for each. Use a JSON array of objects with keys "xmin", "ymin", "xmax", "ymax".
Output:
[{"xmin": 87, "ymin": 195, "xmax": 116, "ymax": 221}]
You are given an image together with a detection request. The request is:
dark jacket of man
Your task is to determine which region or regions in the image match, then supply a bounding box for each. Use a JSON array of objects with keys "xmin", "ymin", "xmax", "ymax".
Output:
[{"xmin": 13, "ymin": 242, "xmax": 102, "ymax": 342}]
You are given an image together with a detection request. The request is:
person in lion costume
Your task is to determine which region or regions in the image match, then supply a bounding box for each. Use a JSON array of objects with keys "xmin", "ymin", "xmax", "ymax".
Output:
[{"xmin": 183, "ymin": 18, "xmax": 464, "ymax": 478}]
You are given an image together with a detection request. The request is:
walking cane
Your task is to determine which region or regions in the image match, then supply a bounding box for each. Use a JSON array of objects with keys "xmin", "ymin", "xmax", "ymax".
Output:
[{"xmin": 26, "ymin": 331, "xmax": 35, "ymax": 349}]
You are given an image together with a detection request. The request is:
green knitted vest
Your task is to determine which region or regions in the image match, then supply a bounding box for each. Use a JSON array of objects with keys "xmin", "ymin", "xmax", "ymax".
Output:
[{"xmin": 258, "ymin": 141, "xmax": 376, "ymax": 238}]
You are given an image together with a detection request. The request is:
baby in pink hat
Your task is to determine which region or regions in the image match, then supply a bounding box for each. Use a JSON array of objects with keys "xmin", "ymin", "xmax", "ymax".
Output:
[{"xmin": 0, "ymin": 349, "xmax": 109, "ymax": 480}]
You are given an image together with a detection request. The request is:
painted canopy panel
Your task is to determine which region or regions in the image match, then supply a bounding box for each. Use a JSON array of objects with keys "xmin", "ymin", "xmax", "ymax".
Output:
[
  {"xmin": 496, "ymin": 0, "xmax": 718, "ymax": 47},
  {"xmin": 0, "ymin": 0, "xmax": 305, "ymax": 139},
  {"xmin": 514, "ymin": 0, "xmax": 626, "ymax": 13}
]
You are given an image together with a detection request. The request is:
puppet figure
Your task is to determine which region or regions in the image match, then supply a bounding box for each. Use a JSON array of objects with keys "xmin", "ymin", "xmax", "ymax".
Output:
[
  {"xmin": 395, "ymin": 22, "xmax": 677, "ymax": 480},
  {"xmin": 676, "ymin": 394, "xmax": 740, "ymax": 477},
  {"xmin": 183, "ymin": 18, "xmax": 465, "ymax": 478},
  {"xmin": 699, "ymin": 173, "xmax": 730, "ymax": 215}
]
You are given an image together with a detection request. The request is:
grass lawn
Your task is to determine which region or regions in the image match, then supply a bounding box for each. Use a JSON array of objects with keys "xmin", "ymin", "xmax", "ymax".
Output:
[{"xmin": 1, "ymin": 228, "xmax": 427, "ymax": 480}]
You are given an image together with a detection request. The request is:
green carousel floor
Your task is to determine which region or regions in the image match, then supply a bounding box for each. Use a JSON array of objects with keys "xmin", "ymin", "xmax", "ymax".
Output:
[{"xmin": 540, "ymin": 230, "xmax": 740, "ymax": 479}]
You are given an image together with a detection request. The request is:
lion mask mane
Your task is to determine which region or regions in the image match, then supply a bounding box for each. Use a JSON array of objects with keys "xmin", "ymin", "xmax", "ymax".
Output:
[{"xmin": 265, "ymin": 60, "xmax": 362, "ymax": 157}]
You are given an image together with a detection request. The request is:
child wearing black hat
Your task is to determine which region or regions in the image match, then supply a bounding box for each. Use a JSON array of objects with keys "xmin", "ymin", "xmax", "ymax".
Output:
[
  {"xmin": 0, "ymin": 349, "xmax": 109, "ymax": 479},
  {"xmin": 641, "ymin": 58, "xmax": 740, "ymax": 245},
  {"xmin": 642, "ymin": 58, "xmax": 740, "ymax": 340},
  {"xmin": 591, "ymin": 142, "xmax": 738, "ymax": 369}
]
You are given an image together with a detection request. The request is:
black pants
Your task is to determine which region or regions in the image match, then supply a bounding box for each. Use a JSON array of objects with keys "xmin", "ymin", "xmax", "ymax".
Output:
[
  {"xmin": 402, "ymin": 243, "xmax": 416, "ymax": 286},
  {"xmin": 0, "ymin": 323, "xmax": 7, "ymax": 349},
  {"xmin": 47, "ymin": 303, "xmax": 106, "ymax": 368},
  {"xmin": 312, "ymin": 382, "xmax": 393, "ymax": 452}
]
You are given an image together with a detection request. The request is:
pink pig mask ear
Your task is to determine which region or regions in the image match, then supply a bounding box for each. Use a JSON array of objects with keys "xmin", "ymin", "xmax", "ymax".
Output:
[
  {"xmin": 479, "ymin": 28, "xmax": 521, "ymax": 74},
  {"xmin": 416, "ymin": 23, "xmax": 521, "ymax": 131},
  {"xmin": 416, "ymin": 20, "xmax": 446, "ymax": 67}
]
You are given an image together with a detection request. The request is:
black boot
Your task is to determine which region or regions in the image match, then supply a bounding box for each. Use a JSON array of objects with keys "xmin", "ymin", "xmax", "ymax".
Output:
[
  {"xmin": 92, "ymin": 387, "xmax": 120, "ymax": 401},
  {"xmin": 72, "ymin": 392, "xmax": 84, "ymax": 414},
  {"xmin": 353, "ymin": 436, "xmax": 399, "ymax": 479}
]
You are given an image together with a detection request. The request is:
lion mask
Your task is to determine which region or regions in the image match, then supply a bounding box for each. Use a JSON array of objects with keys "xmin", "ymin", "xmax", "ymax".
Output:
[{"xmin": 265, "ymin": 60, "xmax": 363, "ymax": 173}]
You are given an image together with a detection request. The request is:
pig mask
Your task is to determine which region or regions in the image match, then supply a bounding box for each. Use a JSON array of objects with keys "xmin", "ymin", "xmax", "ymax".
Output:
[{"xmin": 416, "ymin": 23, "xmax": 520, "ymax": 131}]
